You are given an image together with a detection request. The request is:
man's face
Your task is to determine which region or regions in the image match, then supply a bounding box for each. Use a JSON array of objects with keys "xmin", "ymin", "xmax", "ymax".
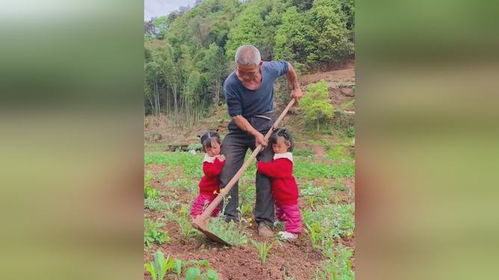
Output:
[{"xmin": 236, "ymin": 63, "xmax": 262, "ymax": 86}]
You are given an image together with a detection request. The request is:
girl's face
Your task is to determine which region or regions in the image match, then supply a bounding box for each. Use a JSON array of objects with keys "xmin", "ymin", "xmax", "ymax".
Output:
[
  {"xmin": 205, "ymin": 140, "xmax": 221, "ymax": 157},
  {"xmin": 272, "ymin": 137, "xmax": 290, "ymax": 154}
]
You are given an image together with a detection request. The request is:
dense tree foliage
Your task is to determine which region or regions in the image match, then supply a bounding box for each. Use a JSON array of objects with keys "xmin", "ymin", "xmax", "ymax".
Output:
[
  {"xmin": 144, "ymin": 0, "xmax": 354, "ymax": 122},
  {"xmin": 300, "ymin": 80, "xmax": 334, "ymax": 131}
]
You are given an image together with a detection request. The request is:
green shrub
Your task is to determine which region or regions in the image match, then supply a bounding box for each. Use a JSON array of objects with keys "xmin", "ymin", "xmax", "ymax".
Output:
[{"xmin": 300, "ymin": 81, "xmax": 334, "ymax": 131}]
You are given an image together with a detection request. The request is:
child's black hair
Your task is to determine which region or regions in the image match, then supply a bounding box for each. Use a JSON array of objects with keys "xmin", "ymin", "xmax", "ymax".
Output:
[
  {"xmin": 269, "ymin": 128, "xmax": 294, "ymax": 152},
  {"xmin": 199, "ymin": 130, "xmax": 221, "ymax": 152}
]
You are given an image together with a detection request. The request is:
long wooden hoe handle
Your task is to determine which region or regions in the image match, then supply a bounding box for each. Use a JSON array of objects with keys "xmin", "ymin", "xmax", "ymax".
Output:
[{"xmin": 195, "ymin": 98, "xmax": 296, "ymax": 224}]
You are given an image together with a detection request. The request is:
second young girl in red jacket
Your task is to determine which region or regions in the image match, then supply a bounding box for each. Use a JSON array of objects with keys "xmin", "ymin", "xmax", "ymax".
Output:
[
  {"xmin": 190, "ymin": 131, "xmax": 225, "ymax": 219},
  {"xmin": 257, "ymin": 128, "xmax": 302, "ymax": 240}
]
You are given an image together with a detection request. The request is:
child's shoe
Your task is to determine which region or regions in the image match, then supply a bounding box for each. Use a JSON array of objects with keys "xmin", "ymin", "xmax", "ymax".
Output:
[{"xmin": 277, "ymin": 231, "xmax": 298, "ymax": 240}]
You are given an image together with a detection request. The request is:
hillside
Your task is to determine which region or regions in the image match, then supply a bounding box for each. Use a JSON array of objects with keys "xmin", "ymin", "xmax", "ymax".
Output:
[{"xmin": 144, "ymin": 62, "xmax": 355, "ymax": 151}]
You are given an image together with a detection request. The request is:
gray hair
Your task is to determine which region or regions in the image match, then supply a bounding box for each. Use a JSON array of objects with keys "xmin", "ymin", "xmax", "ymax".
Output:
[{"xmin": 234, "ymin": 45, "xmax": 261, "ymax": 65}]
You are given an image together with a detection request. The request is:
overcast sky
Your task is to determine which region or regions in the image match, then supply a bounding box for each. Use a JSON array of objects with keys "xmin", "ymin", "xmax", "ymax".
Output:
[{"xmin": 144, "ymin": 0, "xmax": 197, "ymax": 21}]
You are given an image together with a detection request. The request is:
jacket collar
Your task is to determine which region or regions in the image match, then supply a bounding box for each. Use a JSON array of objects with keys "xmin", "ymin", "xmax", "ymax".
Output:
[
  {"xmin": 203, "ymin": 154, "xmax": 216, "ymax": 163},
  {"xmin": 273, "ymin": 152, "xmax": 293, "ymax": 162}
]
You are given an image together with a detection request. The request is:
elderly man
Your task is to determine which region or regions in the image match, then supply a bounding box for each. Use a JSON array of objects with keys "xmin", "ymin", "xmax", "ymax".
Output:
[{"xmin": 220, "ymin": 45, "xmax": 303, "ymax": 237}]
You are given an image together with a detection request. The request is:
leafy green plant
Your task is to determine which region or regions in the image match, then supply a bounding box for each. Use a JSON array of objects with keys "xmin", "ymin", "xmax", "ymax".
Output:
[
  {"xmin": 303, "ymin": 204, "xmax": 355, "ymax": 251},
  {"xmin": 144, "ymin": 250, "xmax": 174, "ymax": 280},
  {"xmin": 145, "ymin": 184, "xmax": 161, "ymax": 200},
  {"xmin": 251, "ymin": 240, "xmax": 274, "ymax": 264},
  {"xmin": 169, "ymin": 214, "xmax": 199, "ymax": 238},
  {"xmin": 238, "ymin": 203, "xmax": 253, "ymax": 218},
  {"xmin": 144, "ymin": 219, "xmax": 169, "ymax": 247},
  {"xmin": 305, "ymin": 222, "xmax": 323, "ymax": 249},
  {"xmin": 206, "ymin": 216, "xmax": 248, "ymax": 246},
  {"xmin": 314, "ymin": 245, "xmax": 354, "ymax": 280},
  {"xmin": 145, "ymin": 251, "xmax": 219, "ymax": 280},
  {"xmin": 300, "ymin": 182, "xmax": 334, "ymax": 207}
]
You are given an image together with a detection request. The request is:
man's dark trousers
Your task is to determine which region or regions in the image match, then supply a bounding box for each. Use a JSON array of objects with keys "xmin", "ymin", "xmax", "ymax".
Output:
[{"xmin": 220, "ymin": 117, "xmax": 275, "ymax": 227}]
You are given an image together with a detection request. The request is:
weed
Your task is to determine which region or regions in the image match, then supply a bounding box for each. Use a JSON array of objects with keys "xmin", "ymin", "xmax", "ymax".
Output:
[
  {"xmin": 167, "ymin": 178, "xmax": 197, "ymax": 192},
  {"xmin": 314, "ymin": 245, "xmax": 354, "ymax": 280},
  {"xmin": 300, "ymin": 182, "xmax": 334, "ymax": 207},
  {"xmin": 305, "ymin": 222, "xmax": 322, "ymax": 249},
  {"xmin": 206, "ymin": 216, "xmax": 248, "ymax": 246},
  {"xmin": 332, "ymin": 180, "xmax": 348, "ymax": 192},
  {"xmin": 145, "ymin": 184, "xmax": 161, "ymax": 200},
  {"xmin": 326, "ymin": 145, "xmax": 353, "ymax": 162},
  {"xmin": 144, "ymin": 219, "xmax": 169, "ymax": 247},
  {"xmin": 302, "ymin": 204, "xmax": 354, "ymax": 250},
  {"xmin": 170, "ymin": 214, "xmax": 199, "ymax": 238},
  {"xmin": 347, "ymin": 126, "xmax": 355, "ymax": 137},
  {"xmin": 251, "ymin": 240, "xmax": 274, "ymax": 264},
  {"xmin": 239, "ymin": 203, "xmax": 253, "ymax": 218}
]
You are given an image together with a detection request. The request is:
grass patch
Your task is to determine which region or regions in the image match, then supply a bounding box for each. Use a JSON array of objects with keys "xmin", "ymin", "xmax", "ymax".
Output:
[
  {"xmin": 145, "ymin": 198, "xmax": 179, "ymax": 212},
  {"xmin": 314, "ymin": 244, "xmax": 354, "ymax": 280},
  {"xmin": 294, "ymin": 161, "xmax": 354, "ymax": 179},
  {"xmin": 293, "ymin": 148, "xmax": 314, "ymax": 157},
  {"xmin": 303, "ymin": 204, "xmax": 354, "ymax": 250},
  {"xmin": 145, "ymin": 153, "xmax": 203, "ymax": 177}
]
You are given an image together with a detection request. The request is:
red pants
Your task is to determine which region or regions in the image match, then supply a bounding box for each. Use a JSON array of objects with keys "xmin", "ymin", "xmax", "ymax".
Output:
[
  {"xmin": 276, "ymin": 204, "xmax": 302, "ymax": 233},
  {"xmin": 190, "ymin": 193, "xmax": 220, "ymax": 218}
]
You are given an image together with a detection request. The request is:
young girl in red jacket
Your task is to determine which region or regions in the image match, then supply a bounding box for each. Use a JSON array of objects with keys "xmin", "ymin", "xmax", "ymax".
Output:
[
  {"xmin": 257, "ymin": 128, "xmax": 302, "ymax": 240},
  {"xmin": 190, "ymin": 130, "xmax": 225, "ymax": 219}
]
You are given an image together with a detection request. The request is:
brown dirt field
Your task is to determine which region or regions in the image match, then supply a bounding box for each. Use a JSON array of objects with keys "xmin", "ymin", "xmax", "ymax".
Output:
[{"xmin": 144, "ymin": 150, "xmax": 355, "ymax": 279}]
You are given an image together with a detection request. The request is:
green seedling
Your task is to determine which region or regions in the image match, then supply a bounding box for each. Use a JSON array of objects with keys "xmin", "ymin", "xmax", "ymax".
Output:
[
  {"xmin": 305, "ymin": 222, "xmax": 322, "ymax": 249},
  {"xmin": 145, "ymin": 184, "xmax": 161, "ymax": 200},
  {"xmin": 144, "ymin": 250, "xmax": 174, "ymax": 280},
  {"xmin": 251, "ymin": 240, "xmax": 274, "ymax": 264},
  {"xmin": 144, "ymin": 219, "xmax": 169, "ymax": 248}
]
